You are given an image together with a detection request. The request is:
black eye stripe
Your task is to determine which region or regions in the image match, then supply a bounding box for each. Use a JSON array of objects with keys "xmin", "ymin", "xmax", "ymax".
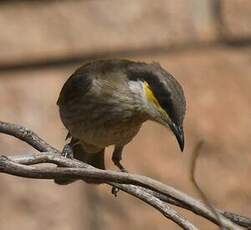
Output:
[{"xmin": 126, "ymin": 70, "xmax": 178, "ymax": 123}]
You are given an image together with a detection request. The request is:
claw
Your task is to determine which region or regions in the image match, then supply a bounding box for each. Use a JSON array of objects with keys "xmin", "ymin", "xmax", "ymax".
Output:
[
  {"xmin": 111, "ymin": 186, "xmax": 120, "ymax": 197},
  {"xmin": 62, "ymin": 144, "xmax": 74, "ymax": 159}
]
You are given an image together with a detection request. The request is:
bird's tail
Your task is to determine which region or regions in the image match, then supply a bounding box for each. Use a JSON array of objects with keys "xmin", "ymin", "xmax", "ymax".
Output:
[{"xmin": 54, "ymin": 138, "xmax": 105, "ymax": 185}]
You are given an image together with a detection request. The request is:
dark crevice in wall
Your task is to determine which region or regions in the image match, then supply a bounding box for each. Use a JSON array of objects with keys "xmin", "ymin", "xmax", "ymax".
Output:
[
  {"xmin": 212, "ymin": 0, "xmax": 251, "ymax": 46},
  {"xmin": 0, "ymin": 40, "xmax": 251, "ymax": 73},
  {"xmin": 0, "ymin": 0, "xmax": 93, "ymax": 5},
  {"xmin": 0, "ymin": 0, "xmax": 251, "ymax": 73},
  {"xmin": 0, "ymin": 42, "xmax": 218, "ymax": 73},
  {"xmin": 211, "ymin": 0, "xmax": 225, "ymax": 40},
  {"xmin": 223, "ymin": 38, "xmax": 251, "ymax": 47}
]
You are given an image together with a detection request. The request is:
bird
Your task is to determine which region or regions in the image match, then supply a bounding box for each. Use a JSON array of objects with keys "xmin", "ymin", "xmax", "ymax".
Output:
[{"xmin": 55, "ymin": 59, "xmax": 186, "ymax": 185}]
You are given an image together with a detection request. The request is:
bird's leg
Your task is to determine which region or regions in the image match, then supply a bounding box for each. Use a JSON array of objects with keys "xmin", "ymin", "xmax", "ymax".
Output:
[
  {"xmin": 111, "ymin": 146, "xmax": 128, "ymax": 196},
  {"xmin": 112, "ymin": 146, "xmax": 128, "ymax": 172}
]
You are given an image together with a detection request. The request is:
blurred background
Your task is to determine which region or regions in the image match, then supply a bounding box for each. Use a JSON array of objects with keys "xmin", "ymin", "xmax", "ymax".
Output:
[{"xmin": 0, "ymin": 0, "xmax": 251, "ymax": 229}]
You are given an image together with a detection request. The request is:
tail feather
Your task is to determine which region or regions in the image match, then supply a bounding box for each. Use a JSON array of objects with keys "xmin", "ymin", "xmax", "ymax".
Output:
[{"xmin": 54, "ymin": 138, "xmax": 105, "ymax": 185}]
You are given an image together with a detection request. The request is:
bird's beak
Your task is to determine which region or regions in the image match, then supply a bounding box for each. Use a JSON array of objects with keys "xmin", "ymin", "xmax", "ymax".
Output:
[{"xmin": 169, "ymin": 123, "xmax": 184, "ymax": 152}]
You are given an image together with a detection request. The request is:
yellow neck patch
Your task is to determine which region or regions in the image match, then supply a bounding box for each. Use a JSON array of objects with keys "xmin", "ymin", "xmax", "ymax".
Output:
[
  {"xmin": 143, "ymin": 81, "xmax": 171, "ymax": 121},
  {"xmin": 143, "ymin": 81, "xmax": 162, "ymax": 109}
]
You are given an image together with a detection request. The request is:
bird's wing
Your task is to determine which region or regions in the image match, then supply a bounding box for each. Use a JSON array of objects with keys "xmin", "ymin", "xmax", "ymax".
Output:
[{"xmin": 57, "ymin": 65, "xmax": 92, "ymax": 106}]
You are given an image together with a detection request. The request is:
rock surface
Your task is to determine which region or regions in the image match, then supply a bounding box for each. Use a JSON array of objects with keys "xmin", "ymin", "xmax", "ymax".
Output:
[
  {"xmin": 0, "ymin": 46, "xmax": 251, "ymax": 229},
  {"xmin": 0, "ymin": 0, "xmax": 217, "ymax": 64}
]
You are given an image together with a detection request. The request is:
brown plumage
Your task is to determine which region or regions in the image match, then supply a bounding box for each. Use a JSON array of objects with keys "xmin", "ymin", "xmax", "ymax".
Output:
[{"xmin": 55, "ymin": 59, "xmax": 186, "ymax": 185}]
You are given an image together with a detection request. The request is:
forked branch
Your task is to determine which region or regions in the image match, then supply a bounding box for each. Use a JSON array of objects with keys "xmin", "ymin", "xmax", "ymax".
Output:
[{"xmin": 0, "ymin": 121, "xmax": 250, "ymax": 229}]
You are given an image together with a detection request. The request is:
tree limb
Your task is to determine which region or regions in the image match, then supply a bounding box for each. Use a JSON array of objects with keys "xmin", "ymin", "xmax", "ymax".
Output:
[
  {"xmin": 0, "ymin": 120, "xmax": 250, "ymax": 229},
  {"xmin": 0, "ymin": 121, "xmax": 57, "ymax": 153}
]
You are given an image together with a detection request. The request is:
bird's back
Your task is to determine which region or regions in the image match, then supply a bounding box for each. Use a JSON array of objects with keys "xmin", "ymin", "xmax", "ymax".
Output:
[
  {"xmin": 57, "ymin": 60, "xmax": 148, "ymax": 150},
  {"xmin": 57, "ymin": 59, "xmax": 186, "ymax": 151}
]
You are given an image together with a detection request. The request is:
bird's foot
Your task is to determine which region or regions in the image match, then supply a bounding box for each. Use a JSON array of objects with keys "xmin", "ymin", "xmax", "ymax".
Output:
[
  {"xmin": 111, "ymin": 163, "xmax": 128, "ymax": 197},
  {"xmin": 114, "ymin": 161, "xmax": 128, "ymax": 173},
  {"xmin": 61, "ymin": 144, "xmax": 74, "ymax": 159},
  {"xmin": 111, "ymin": 186, "xmax": 120, "ymax": 197}
]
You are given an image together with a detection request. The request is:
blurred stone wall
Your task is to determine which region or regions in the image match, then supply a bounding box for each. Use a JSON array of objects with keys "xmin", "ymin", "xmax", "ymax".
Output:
[{"xmin": 0, "ymin": 1, "xmax": 251, "ymax": 230}]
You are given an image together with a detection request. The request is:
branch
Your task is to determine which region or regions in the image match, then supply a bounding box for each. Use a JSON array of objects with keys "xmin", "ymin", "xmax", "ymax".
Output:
[
  {"xmin": 0, "ymin": 155, "xmax": 198, "ymax": 230},
  {"xmin": 0, "ymin": 121, "xmax": 250, "ymax": 229},
  {"xmin": 114, "ymin": 183, "xmax": 198, "ymax": 230},
  {"xmin": 0, "ymin": 121, "xmax": 58, "ymax": 153},
  {"xmin": 0, "ymin": 153, "xmax": 244, "ymax": 229}
]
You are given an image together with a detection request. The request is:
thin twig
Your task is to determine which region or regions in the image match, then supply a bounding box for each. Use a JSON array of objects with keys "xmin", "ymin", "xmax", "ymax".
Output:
[
  {"xmin": 6, "ymin": 152, "xmax": 251, "ymax": 228},
  {"xmin": 0, "ymin": 121, "xmax": 58, "ymax": 153},
  {"xmin": 0, "ymin": 153, "xmax": 242, "ymax": 229},
  {"xmin": 113, "ymin": 183, "xmax": 198, "ymax": 230},
  {"xmin": 0, "ymin": 155, "xmax": 197, "ymax": 230},
  {"xmin": 8, "ymin": 152, "xmax": 251, "ymax": 228},
  {"xmin": 0, "ymin": 120, "xmax": 249, "ymax": 229},
  {"xmin": 189, "ymin": 140, "xmax": 225, "ymax": 229},
  {"xmin": 0, "ymin": 120, "xmax": 197, "ymax": 229}
]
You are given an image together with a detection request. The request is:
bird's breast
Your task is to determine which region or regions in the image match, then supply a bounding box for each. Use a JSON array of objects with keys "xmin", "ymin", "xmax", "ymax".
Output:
[
  {"xmin": 68, "ymin": 114, "xmax": 144, "ymax": 150},
  {"xmin": 59, "ymin": 94, "xmax": 146, "ymax": 150}
]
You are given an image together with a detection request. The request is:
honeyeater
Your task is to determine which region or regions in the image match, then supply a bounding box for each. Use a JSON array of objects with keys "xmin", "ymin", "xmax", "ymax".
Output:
[{"xmin": 55, "ymin": 59, "xmax": 186, "ymax": 184}]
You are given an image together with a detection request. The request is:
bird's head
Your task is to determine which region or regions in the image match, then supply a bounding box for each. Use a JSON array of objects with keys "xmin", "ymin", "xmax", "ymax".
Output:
[{"xmin": 127, "ymin": 62, "xmax": 186, "ymax": 151}]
